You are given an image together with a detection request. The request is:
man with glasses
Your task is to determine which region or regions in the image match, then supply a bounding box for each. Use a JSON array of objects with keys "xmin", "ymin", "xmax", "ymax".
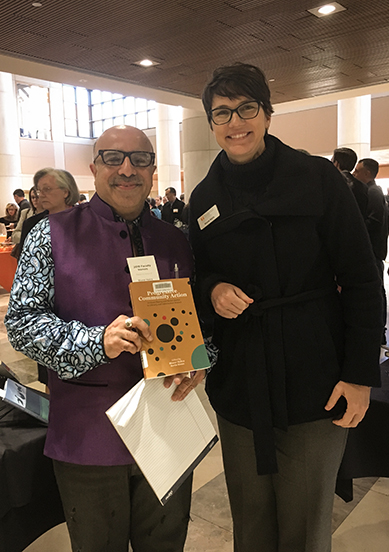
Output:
[
  {"xmin": 6, "ymin": 125, "xmax": 205, "ymax": 552},
  {"xmin": 189, "ymin": 63, "xmax": 382, "ymax": 552}
]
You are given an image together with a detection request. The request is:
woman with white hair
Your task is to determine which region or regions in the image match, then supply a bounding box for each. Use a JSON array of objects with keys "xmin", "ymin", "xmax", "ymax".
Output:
[
  {"xmin": 19, "ymin": 168, "xmax": 80, "ymax": 250},
  {"xmin": 18, "ymin": 168, "xmax": 80, "ymax": 388},
  {"xmin": 35, "ymin": 167, "xmax": 80, "ymax": 214}
]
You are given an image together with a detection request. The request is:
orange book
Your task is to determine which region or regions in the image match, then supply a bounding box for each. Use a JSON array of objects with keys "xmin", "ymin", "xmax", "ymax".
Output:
[{"xmin": 129, "ymin": 278, "xmax": 210, "ymax": 379}]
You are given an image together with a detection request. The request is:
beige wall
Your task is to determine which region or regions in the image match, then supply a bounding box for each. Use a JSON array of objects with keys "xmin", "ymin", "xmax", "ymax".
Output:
[
  {"xmin": 20, "ymin": 139, "xmax": 56, "ymax": 175},
  {"xmin": 64, "ymin": 143, "xmax": 93, "ymax": 176},
  {"xmin": 371, "ymin": 96, "xmax": 389, "ymax": 150},
  {"xmin": 271, "ymin": 105, "xmax": 338, "ymax": 156},
  {"xmin": 271, "ymin": 96, "xmax": 389, "ymax": 157}
]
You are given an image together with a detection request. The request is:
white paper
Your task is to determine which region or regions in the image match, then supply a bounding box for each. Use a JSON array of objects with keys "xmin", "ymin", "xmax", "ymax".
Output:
[{"xmin": 106, "ymin": 378, "xmax": 218, "ymax": 504}]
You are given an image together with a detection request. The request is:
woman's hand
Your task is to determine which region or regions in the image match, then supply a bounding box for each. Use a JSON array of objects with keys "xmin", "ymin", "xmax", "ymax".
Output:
[
  {"xmin": 164, "ymin": 370, "xmax": 206, "ymax": 401},
  {"xmin": 211, "ymin": 282, "xmax": 253, "ymax": 318}
]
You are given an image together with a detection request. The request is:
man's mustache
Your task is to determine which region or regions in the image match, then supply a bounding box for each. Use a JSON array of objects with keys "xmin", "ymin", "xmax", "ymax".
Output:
[{"xmin": 111, "ymin": 176, "xmax": 143, "ymax": 185}]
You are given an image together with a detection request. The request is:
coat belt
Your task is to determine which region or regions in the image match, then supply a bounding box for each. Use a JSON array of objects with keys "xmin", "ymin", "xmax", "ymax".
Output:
[{"xmin": 238, "ymin": 286, "xmax": 335, "ymax": 475}]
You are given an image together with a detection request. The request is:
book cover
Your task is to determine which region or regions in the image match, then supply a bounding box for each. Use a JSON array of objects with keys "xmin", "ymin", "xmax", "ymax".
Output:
[
  {"xmin": 1, "ymin": 379, "xmax": 50, "ymax": 424},
  {"xmin": 129, "ymin": 278, "xmax": 210, "ymax": 378}
]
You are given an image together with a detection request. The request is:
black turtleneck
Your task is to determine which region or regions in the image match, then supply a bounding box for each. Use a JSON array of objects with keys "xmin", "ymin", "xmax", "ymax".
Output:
[{"xmin": 221, "ymin": 135, "xmax": 276, "ymax": 210}]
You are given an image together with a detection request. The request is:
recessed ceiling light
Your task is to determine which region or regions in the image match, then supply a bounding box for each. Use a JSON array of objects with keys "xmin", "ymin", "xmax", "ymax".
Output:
[
  {"xmin": 134, "ymin": 59, "xmax": 159, "ymax": 67},
  {"xmin": 308, "ymin": 2, "xmax": 346, "ymax": 18},
  {"xmin": 319, "ymin": 4, "xmax": 336, "ymax": 14}
]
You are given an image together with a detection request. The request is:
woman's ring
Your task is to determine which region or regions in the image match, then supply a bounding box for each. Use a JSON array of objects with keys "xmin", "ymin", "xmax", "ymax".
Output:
[{"xmin": 125, "ymin": 317, "xmax": 133, "ymax": 329}]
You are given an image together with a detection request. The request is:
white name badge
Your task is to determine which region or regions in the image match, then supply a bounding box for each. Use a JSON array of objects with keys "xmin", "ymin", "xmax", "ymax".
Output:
[
  {"xmin": 173, "ymin": 208, "xmax": 179, "ymax": 213},
  {"xmin": 197, "ymin": 205, "xmax": 220, "ymax": 230},
  {"xmin": 127, "ymin": 255, "xmax": 160, "ymax": 282}
]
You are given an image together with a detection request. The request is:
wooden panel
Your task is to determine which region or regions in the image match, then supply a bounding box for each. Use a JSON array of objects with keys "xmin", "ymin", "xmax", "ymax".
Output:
[{"xmin": 0, "ymin": 0, "xmax": 388, "ymax": 103}]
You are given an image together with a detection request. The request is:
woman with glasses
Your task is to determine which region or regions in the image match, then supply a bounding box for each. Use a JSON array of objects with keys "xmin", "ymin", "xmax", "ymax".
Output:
[
  {"xmin": 9, "ymin": 186, "xmax": 44, "ymax": 246},
  {"xmin": 19, "ymin": 168, "xmax": 80, "ymax": 251},
  {"xmin": 34, "ymin": 167, "xmax": 80, "ymax": 214},
  {"xmin": 189, "ymin": 63, "xmax": 382, "ymax": 552}
]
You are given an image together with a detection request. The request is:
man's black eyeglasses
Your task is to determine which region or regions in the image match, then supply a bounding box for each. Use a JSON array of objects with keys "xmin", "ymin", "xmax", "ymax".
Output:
[
  {"xmin": 209, "ymin": 100, "xmax": 261, "ymax": 125},
  {"xmin": 94, "ymin": 150, "xmax": 155, "ymax": 167}
]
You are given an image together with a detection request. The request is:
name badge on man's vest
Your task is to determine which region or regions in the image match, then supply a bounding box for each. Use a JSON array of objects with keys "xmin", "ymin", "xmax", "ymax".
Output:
[
  {"xmin": 198, "ymin": 205, "xmax": 220, "ymax": 230},
  {"xmin": 127, "ymin": 255, "xmax": 160, "ymax": 282}
]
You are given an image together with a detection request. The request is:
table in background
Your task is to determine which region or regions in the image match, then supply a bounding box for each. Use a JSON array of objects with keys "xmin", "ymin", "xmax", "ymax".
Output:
[
  {"xmin": 0, "ymin": 402, "xmax": 64, "ymax": 552},
  {"xmin": 336, "ymin": 358, "xmax": 389, "ymax": 501},
  {"xmin": 0, "ymin": 249, "xmax": 17, "ymax": 292}
]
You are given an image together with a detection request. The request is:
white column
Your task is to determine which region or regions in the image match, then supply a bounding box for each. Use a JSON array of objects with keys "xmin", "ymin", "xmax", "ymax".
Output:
[
  {"xmin": 0, "ymin": 72, "xmax": 22, "ymax": 209},
  {"xmin": 182, "ymin": 109, "xmax": 220, "ymax": 199},
  {"xmin": 49, "ymin": 82, "xmax": 66, "ymax": 169},
  {"xmin": 337, "ymin": 95, "xmax": 371, "ymax": 159},
  {"xmin": 156, "ymin": 103, "xmax": 181, "ymax": 196}
]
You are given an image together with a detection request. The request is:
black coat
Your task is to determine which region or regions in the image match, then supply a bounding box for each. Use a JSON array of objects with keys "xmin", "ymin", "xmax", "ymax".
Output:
[
  {"xmin": 16, "ymin": 198, "xmax": 31, "ymax": 220},
  {"xmin": 341, "ymin": 170, "xmax": 368, "ymax": 220},
  {"xmin": 365, "ymin": 181, "xmax": 388, "ymax": 261},
  {"xmin": 161, "ymin": 198, "xmax": 185, "ymax": 224},
  {"xmin": 189, "ymin": 136, "xmax": 382, "ymax": 473}
]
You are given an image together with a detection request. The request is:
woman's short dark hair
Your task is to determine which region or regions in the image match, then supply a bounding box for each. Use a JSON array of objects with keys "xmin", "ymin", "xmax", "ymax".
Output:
[{"xmin": 202, "ymin": 63, "xmax": 274, "ymax": 125}]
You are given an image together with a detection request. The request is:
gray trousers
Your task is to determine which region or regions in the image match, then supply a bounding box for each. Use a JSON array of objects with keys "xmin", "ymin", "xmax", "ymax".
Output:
[
  {"xmin": 217, "ymin": 415, "xmax": 348, "ymax": 552},
  {"xmin": 53, "ymin": 460, "xmax": 192, "ymax": 552}
]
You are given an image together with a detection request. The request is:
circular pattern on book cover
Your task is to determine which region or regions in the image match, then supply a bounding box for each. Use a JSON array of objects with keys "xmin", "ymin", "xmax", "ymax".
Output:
[{"xmin": 143, "ymin": 307, "xmax": 207, "ymax": 372}]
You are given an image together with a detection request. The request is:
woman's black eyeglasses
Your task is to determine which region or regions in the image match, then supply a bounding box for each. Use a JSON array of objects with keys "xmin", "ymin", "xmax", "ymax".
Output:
[{"xmin": 209, "ymin": 100, "xmax": 261, "ymax": 125}]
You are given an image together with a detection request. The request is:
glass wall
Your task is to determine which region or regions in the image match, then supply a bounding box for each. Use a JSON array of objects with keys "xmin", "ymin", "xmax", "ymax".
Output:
[
  {"xmin": 17, "ymin": 83, "xmax": 51, "ymax": 140},
  {"xmin": 63, "ymin": 85, "xmax": 156, "ymax": 138}
]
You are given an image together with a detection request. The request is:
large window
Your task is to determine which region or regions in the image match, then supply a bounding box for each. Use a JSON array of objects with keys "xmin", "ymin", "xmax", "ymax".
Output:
[
  {"xmin": 17, "ymin": 83, "xmax": 51, "ymax": 139},
  {"xmin": 62, "ymin": 85, "xmax": 156, "ymax": 138},
  {"xmin": 63, "ymin": 85, "xmax": 91, "ymax": 138}
]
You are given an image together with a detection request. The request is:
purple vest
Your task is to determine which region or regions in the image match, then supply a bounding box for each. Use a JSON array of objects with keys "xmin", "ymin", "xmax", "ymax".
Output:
[{"xmin": 45, "ymin": 194, "xmax": 194, "ymax": 465}]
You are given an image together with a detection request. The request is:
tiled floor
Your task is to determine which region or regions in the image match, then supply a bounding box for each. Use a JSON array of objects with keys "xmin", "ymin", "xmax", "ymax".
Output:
[{"xmin": 1, "ymin": 284, "xmax": 389, "ymax": 552}]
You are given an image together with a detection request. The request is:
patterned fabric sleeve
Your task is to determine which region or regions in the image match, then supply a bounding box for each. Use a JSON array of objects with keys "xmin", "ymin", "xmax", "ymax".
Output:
[{"xmin": 4, "ymin": 218, "xmax": 108, "ymax": 380}]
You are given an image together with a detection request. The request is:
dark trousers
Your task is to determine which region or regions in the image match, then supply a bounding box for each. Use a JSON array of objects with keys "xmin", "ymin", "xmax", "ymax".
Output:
[
  {"xmin": 53, "ymin": 460, "xmax": 192, "ymax": 552},
  {"xmin": 218, "ymin": 415, "xmax": 348, "ymax": 552}
]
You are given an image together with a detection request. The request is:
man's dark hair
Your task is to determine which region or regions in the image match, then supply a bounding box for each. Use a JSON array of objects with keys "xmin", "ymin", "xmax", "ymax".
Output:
[
  {"xmin": 333, "ymin": 148, "xmax": 358, "ymax": 172},
  {"xmin": 13, "ymin": 188, "xmax": 25, "ymax": 198},
  {"xmin": 165, "ymin": 187, "xmax": 176, "ymax": 196},
  {"xmin": 360, "ymin": 158, "xmax": 379, "ymax": 179},
  {"xmin": 202, "ymin": 63, "xmax": 274, "ymax": 126}
]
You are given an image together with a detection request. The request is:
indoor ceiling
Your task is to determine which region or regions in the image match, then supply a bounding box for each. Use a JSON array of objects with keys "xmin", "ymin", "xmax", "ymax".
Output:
[{"xmin": 0, "ymin": 0, "xmax": 388, "ymax": 105}]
